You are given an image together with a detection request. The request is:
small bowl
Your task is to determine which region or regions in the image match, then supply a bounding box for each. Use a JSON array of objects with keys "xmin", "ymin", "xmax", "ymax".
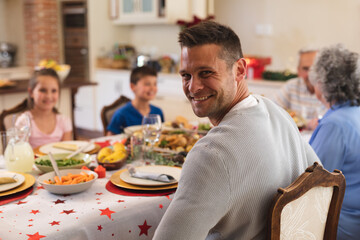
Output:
[
  {"xmin": 97, "ymin": 157, "xmax": 127, "ymax": 171},
  {"xmin": 35, "ymin": 153, "xmax": 92, "ymax": 173},
  {"xmin": 37, "ymin": 169, "xmax": 98, "ymax": 195},
  {"xmin": 56, "ymin": 64, "xmax": 71, "ymax": 82}
]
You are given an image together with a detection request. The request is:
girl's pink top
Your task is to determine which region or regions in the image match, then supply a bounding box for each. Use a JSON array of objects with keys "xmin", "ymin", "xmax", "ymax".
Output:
[{"xmin": 16, "ymin": 111, "xmax": 72, "ymax": 148}]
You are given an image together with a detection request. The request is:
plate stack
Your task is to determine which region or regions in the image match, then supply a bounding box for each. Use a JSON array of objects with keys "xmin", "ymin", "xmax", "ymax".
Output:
[
  {"xmin": 110, "ymin": 165, "xmax": 181, "ymax": 192},
  {"xmin": 0, "ymin": 171, "xmax": 36, "ymax": 204}
]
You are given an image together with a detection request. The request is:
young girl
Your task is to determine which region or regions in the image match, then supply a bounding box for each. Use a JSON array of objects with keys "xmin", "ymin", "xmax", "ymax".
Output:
[{"xmin": 16, "ymin": 68, "xmax": 72, "ymax": 148}]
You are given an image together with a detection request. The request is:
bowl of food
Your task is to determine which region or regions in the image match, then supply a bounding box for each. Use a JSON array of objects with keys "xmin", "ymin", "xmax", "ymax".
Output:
[
  {"xmin": 35, "ymin": 153, "xmax": 92, "ymax": 173},
  {"xmin": 97, "ymin": 143, "xmax": 128, "ymax": 170},
  {"xmin": 37, "ymin": 169, "xmax": 98, "ymax": 194},
  {"xmin": 36, "ymin": 59, "xmax": 71, "ymax": 82}
]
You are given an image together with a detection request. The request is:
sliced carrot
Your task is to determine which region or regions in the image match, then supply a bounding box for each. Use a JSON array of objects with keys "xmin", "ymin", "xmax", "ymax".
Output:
[
  {"xmin": 54, "ymin": 176, "xmax": 62, "ymax": 184},
  {"xmin": 88, "ymin": 174, "xmax": 94, "ymax": 180}
]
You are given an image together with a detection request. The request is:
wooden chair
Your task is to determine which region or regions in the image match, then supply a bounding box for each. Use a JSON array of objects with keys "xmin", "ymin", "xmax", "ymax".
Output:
[
  {"xmin": 0, "ymin": 98, "xmax": 29, "ymax": 131},
  {"xmin": 267, "ymin": 162, "xmax": 345, "ymax": 240},
  {"xmin": 100, "ymin": 95, "xmax": 130, "ymax": 135}
]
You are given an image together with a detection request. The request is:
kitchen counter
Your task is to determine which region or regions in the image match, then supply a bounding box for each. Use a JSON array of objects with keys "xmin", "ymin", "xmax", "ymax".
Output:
[{"xmin": 0, "ymin": 66, "xmax": 32, "ymax": 80}]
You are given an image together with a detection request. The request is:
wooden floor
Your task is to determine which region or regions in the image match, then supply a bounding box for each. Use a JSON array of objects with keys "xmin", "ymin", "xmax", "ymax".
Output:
[{"xmin": 75, "ymin": 128, "xmax": 103, "ymax": 140}]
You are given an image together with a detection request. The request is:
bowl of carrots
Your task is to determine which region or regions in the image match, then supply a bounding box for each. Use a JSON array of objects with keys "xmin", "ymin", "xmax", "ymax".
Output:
[{"xmin": 37, "ymin": 169, "xmax": 98, "ymax": 194}]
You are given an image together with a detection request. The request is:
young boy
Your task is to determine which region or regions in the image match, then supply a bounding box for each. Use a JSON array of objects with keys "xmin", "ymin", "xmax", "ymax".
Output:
[{"xmin": 106, "ymin": 66, "xmax": 164, "ymax": 135}]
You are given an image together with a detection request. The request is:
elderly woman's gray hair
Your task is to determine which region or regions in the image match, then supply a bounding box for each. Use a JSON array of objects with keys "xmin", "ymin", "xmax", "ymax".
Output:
[{"xmin": 309, "ymin": 44, "xmax": 360, "ymax": 106}]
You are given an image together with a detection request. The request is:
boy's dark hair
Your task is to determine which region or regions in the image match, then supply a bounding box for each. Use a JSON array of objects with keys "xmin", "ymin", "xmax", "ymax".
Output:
[
  {"xmin": 178, "ymin": 21, "xmax": 243, "ymax": 69},
  {"xmin": 130, "ymin": 66, "xmax": 157, "ymax": 85},
  {"xmin": 28, "ymin": 68, "xmax": 61, "ymax": 113}
]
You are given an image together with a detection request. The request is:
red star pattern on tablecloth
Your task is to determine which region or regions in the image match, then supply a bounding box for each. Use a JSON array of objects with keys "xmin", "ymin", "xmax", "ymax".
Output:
[
  {"xmin": 96, "ymin": 192, "xmax": 103, "ymax": 195},
  {"xmin": 26, "ymin": 232, "xmax": 46, "ymax": 240},
  {"xmin": 99, "ymin": 208, "xmax": 115, "ymax": 219},
  {"xmin": 54, "ymin": 199, "xmax": 65, "ymax": 204},
  {"xmin": 138, "ymin": 220, "xmax": 151, "ymax": 236},
  {"xmin": 117, "ymin": 200, "xmax": 124, "ymax": 203},
  {"xmin": 17, "ymin": 200, "xmax": 27, "ymax": 205},
  {"xmin": 30, "ymin": 210, "xmax": 40, "ymax": 215},
  {"xmin": 49, "ymin": 221, "xmax": 60, "ymax": 226},
  {"xmin": 36, "ymin": 186, "xmax": 44, "ymax": 190},
  {"xmin": 97, "ymin": 225, "xmax": 103, "ymax": 231},
  {"xmin": 61, "ymin": 209, "xmax": 75, "ymax": 215}
]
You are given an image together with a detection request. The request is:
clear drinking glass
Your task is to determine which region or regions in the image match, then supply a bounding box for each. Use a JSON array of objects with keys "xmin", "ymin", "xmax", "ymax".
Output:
[{"xmin": 142, "ymin": 114, "xmax": 162, "ymax": 164}]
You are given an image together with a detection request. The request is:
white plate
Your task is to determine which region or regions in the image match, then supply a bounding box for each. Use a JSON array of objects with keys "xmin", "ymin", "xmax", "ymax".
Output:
[
  {"xmin": 120, "ymin": 165, "xmax": 181, "ymax": 186},
  {"xmin": 39, "ymin": 141, "xmax": 96, "ymax": 154},
  {"xmin": 37, "ymin": 169, "xmax": 98, "ymax": 195},
  {"xmin": 0, "ymin": 172, "xmax": 26, "ymax": 192}
]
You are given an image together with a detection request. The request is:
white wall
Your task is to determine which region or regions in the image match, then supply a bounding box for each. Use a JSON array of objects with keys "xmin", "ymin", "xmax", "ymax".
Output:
[
  {"xmin": 87, "ymin": 0, "xmax": 131, "ymax": 81},
  {"xmin": 214, "ymin": 0, "xmax": 360, "ymax": 71}
]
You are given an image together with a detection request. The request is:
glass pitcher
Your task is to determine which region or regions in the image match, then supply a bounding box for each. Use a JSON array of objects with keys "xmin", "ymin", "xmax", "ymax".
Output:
[{"xmin": 4, "ymin": 114, "xmax": 34, "ymax": 172}]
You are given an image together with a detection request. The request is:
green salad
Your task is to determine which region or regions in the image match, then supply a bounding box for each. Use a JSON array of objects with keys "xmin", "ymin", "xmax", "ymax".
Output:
[{"xmin": 36, "ymin": 158, "xmax": 85, "ymax": 167}]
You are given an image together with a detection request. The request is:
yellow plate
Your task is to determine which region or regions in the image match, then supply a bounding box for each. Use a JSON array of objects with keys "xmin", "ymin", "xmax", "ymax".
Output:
[
  {"xmin": 0, "ymin": 172, "xmax": 36, "ymax": 197},
  {"xmin": 110, "ymin": 168, "xmax": 178, "ymax": 191}
]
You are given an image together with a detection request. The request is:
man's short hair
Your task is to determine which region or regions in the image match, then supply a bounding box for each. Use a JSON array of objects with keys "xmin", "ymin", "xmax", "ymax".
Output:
[
  {"xmin": 130, "ymin": 66, "xmax": 157, "ymax": 85},
  {"xmin": 178, "ymin": 21, "xmax": 243, "ymax": 68}
]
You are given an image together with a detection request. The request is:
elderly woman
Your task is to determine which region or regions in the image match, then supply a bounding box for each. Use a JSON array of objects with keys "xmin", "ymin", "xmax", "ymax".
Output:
[{"xmin": 309, "ymin": 44, "xmax": 360, "ymax": 240}]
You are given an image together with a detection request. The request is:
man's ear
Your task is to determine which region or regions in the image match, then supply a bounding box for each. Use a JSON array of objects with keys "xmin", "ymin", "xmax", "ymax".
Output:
[{"xmin": 235, "ymin": 58, "xmax": 247, "ymax": 82}]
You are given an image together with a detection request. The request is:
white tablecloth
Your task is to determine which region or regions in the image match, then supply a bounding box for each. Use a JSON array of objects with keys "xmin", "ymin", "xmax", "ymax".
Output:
[{"xmin": 0, "ymin": 135, "xmax": 174, "ymax": 240}]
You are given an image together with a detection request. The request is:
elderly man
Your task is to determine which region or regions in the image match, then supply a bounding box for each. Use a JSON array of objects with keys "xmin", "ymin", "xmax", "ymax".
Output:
[
  {"xmin": 274, "ymin": 48, "xmax": 325, "ymax": 130},
  {"xmin": 153, "ymin": 21, "xmax": 319, "ymax": 240}
]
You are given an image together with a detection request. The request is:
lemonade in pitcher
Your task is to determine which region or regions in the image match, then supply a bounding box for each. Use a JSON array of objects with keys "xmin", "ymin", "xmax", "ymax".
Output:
[
  {"xmin": 4, "ymin": 140, "xmax": 34, "ymax": 172},
  {"xmin": 4, "ymin": 116, "xmax": 35, "ymax": 173}
]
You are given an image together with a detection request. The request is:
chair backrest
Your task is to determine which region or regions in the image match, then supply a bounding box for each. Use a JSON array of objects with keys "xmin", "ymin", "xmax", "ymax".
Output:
[
  {"xmin": 100, "ymin": 95, "xmax": 130, "ymax": 135},
  {"xmin": 0, "ymin": 98, "xmax": 29, "ymax": 131},
  {"xmin": 267, "ymin": 162, "xmax": 345, "ymax": 240}
]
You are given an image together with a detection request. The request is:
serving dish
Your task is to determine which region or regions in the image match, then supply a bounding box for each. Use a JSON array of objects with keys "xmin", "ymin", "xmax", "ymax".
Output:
[
  {"xmin": 35, "ymin": 153, "xmax": 92, "ymax": 173},
  {"xmin": 37, "ymin": 169, "xmax": 98, "ymax": 194}
]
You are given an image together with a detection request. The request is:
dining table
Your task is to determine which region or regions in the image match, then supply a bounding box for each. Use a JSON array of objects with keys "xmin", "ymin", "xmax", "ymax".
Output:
[{"xmin": 0, "ymin": 134, "xmax": 176, "ymax": 240}]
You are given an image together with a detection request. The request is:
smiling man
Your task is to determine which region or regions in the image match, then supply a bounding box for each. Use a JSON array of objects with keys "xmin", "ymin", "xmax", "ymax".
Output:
[{"xmin": 153, "ymin": 21, "xmax": 319, "ymax": 240}]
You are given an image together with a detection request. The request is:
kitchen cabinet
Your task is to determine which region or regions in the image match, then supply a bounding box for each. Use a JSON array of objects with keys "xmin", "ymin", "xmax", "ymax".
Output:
[{"xmin": 111, "ymin": 0, "xmax": 194, "ymax": 25}]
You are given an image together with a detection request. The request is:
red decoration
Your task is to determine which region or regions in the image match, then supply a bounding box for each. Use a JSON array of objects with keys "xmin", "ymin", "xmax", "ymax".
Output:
[
  {"xmin": 81, "ymin": 166, "xmax": 90, "ymax": 171},
  {"xmin": 97, "ymin": 225, "xmax": 103, "ymax": 231},
  {"xmin": 159, "ymin": 204, "xmax": 163, "ymax": 209},
  {"xmin": 49, "ymin": 221, "xmax": 60, "ymax": 226},
  {"xmin": 94, "ymin": 140, "xmax": 111, "ymax": 148},
  {"xmin": 61, "ymin": 209, "xmax": 75, "ymax": 215},
  {"xmin": 177, "ymin": 15, "xmax": 215, "ymax": 29},
  {"xmin": 53, "ymin": 199, "xmax": 65, "ymax": 204},
  {"xmin": 138, "ymin": 220, "xmax": 152, "ymax": 236},
  {"xmin": 30, "ymin": 210, "xmax": 40, "ymax": 215},
  {"xmin": 16, "ymin": 201, "xmax": 27, "ymax": 205},
  {"xmin": 99, "ymin": 207, "xmax": 115, "ymax": 219},
  {"xmin": 94, "ymin": 165, "xmax": 106, "ymax": 178},
  {"xmin": 244, "ymin": 56, "xmax": 272, "ymax": 79},
  {"xmin": 26, "ymin": 232, "xmax": 46, "ymax": 240}
]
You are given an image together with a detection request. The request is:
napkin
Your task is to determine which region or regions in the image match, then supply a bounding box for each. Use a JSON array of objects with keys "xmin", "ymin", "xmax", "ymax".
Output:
[
  {"xmin": 126, "ymin": 165, "xmax": 175, "ymax": 183},
  {"xmin": 131, "ymin": 171, "xmax": 174, "ymax": 183}
]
